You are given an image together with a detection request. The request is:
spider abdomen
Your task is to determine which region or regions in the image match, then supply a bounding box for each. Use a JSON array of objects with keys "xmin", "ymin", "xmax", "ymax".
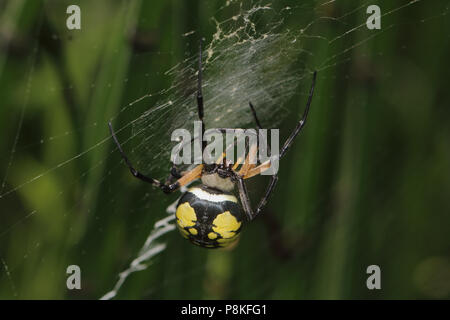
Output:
[{"xmin": 175, "ymin": 186, "xmax": 244, "ymax": 248}]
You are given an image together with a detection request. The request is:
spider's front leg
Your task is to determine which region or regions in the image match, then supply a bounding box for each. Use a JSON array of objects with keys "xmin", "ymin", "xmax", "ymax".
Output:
[{"xmin": 108, "ymin": 122, "xmax": 202, "ymax": 194}]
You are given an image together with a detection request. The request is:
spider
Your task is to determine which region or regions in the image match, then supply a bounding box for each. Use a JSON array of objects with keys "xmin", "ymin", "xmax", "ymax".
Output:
[{"xmin": 108, "ymin": 45, "xmax": 317, "ymax": 249}]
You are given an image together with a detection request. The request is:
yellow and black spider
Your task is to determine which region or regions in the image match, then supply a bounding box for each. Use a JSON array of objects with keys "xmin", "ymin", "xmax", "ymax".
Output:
[{"xmin": 109, "ymin": 45, "xmax": 316, "ymax": 249}]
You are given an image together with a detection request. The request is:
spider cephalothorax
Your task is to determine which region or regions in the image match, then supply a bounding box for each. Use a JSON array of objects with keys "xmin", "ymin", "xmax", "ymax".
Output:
[{"xmin": 109, "ymin": 44, "xmax": 316, "ymax": 249}]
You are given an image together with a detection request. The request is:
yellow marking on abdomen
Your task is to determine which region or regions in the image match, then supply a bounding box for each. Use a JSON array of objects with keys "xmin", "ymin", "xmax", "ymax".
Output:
[
  {"xmin": 176, "ymin": 202, "xmax": 197, "ymax": 228},
  {"xmin": 212, "ymin": 211, "xmax": 241, "ymax": 239},
  {"xmin": 208, "ymin": 232, "xmax": 218, "ymax": 240}
]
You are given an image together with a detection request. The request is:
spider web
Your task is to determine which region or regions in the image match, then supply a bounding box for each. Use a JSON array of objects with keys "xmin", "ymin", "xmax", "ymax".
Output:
[{"xmin": 0, "ymin": 0, "xmax": 446, "ymax": 299}]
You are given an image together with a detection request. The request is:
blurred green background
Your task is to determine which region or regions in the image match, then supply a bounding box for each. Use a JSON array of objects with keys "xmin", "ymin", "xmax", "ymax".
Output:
[{"xmin": 0, "ymin": 0, "xmax": 449, "ymax": 299}]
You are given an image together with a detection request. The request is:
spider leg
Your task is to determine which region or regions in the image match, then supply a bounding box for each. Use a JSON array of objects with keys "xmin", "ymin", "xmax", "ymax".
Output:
[
  {"xmin": 248, "ymin": 101, "xmax": 262, "ymax": 129},
  {"xmin": 236, "ymin": 175, "xmax": 256, "ymax": 221},
  {"xmin": 279, "ymin": 71, "xmax": 317, "ymax": 158},
  {"xmin": 108, "ymin": 122, "xmax": 201, "ymax": 194},
  {"xmin": 205, "ymin": 128, "xmax": 258, "ymax": 172},
  {"xmin": 237, "ymin": 71, "xmax": 317, "ymax": 219},
  {"xmin": 238, "ymin": 142, "xmax": 258, "ymax": 176},
  {"xmin": 197, "ymin": 42, "xmax": 206, "ymax": 154},
  {"xmin": 232, "ymin": 156, "xmax": 244, "ymax": 170},
  {"xmin": 248, "ymin": 101, "xmax": 266, "ymax": 165},
  {"xmin": 243, "ymin": 159, "xmax": 271, "ymax": 179},
  {"xmin": 236, "ymin": 170, "xmax": 279, "ymax": 221},
  {"xmin": 165, "ymin": 163, "xmax": 182, "ymax": 184},
  {"xmin": 170, "ymin": 164, "xmax": 182, "ymax": 178},
  {"xmin": 163, "ymin": 164, "xmax": 204, "ymax": 192},
  {"xmin": 108, "ymin": 122, "xmax": 163, "ymax": 186},
  {"xmin": 176, "ymin": 164, "xmax": 204, "ymax": 187},
  {"xmin": 245, "ymin": 71, "xmax": 317, "ymax": 177},
  {"xmin": 254, "ymin": 174, "xmax": 278, "ymax": 216},
  {"xmin": 233, "ymin": 139, "xmax": 266, "ymax": 221}
]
